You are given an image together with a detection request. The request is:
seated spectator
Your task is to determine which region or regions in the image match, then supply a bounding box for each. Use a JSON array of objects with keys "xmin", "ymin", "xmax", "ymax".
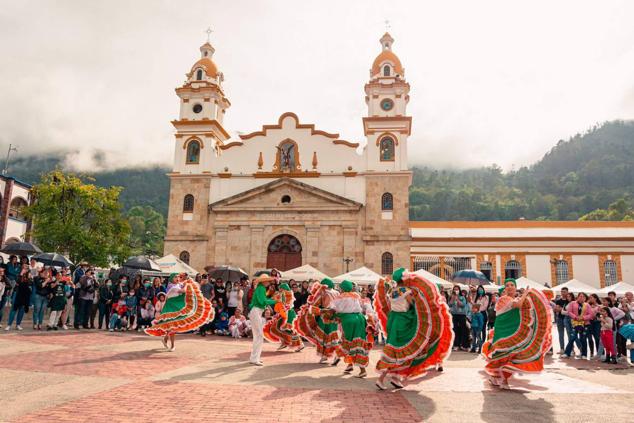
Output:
[
  {"xmin": 154, "ymin": 292, "xmax": 166, "ymax": 316},
  {"xmin": 125, "ymin": 289, "xmax": 138, "ymax": 330},
  {"xmin": 214, "ymin": 311, "xmax": 230, "ymax": 336},
  {"xmin": 138, "ymin": 297, "xmax": 155, "ymax": 329},
  {"xmin": 229, "ymin": 308, "xmax": 251, "ymax": 339},
  {"xmin": 109, "ymin": 293, "xmax": 128, "ymax": 332}
]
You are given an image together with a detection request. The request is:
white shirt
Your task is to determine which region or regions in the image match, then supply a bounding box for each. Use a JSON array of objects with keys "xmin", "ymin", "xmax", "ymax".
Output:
[
  {"xmin": 228, "ymin": 290, "xmax": 239, "ymax": 307},
  {"xmin": 331, "ymin": 294, "xmax": 362, "ymax": 313}
]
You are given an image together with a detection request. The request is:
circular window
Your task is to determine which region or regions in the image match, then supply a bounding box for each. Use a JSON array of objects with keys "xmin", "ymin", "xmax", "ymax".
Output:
[
  {"xmin": 193, "ymin": 104, "xmax": 203, "ymax": 113},
  {"xmin": 281, "ymin": 195, "xmax": 291, "ymax": 204},
  {"xmin": 380, "ymin": 98, "xmax": 394, "ymax": 111}
]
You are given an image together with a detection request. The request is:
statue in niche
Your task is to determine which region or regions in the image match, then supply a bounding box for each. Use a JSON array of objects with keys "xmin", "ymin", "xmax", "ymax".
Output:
[{"xmin": 276, "ymin": 142, "xmax": 296, "ymax": 171}]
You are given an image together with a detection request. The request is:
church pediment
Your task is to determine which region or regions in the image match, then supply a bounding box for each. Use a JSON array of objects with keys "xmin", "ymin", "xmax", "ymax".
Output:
[{"xmin": 209, "ymin": 178, "xmax": 362, "ymax": 212}]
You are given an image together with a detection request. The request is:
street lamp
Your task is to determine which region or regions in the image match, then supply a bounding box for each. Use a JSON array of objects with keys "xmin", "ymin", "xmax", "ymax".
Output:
[
  {"xmin": 2, "ymin": 144, "xmax": 17, "ymax": 175},
  {"xmin": 343, "ymin": 257, "xmax": 353, "ymax": 273}
]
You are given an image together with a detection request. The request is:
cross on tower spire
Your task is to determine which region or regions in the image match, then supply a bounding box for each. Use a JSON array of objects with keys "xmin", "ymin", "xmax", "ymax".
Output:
[
  {"xmin": 384, "ymin": 19, "xmax": 391, "ymax": 32},
  {"xmin": 205, "ymin": 26, "xmax": 213, "ymax": 43}
]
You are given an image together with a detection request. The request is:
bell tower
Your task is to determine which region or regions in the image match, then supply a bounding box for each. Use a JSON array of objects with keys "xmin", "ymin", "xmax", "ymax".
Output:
[
  {"xmin": 364, "ymin": 32, "xmax": 411, "ymax": 172},
  {"xmin": 164, "ymin": 34, "xmax": 232, "ymax": 272},
  {"xmin": 362, "ymin": 32, "xmax": 412, "ymax": 275}
]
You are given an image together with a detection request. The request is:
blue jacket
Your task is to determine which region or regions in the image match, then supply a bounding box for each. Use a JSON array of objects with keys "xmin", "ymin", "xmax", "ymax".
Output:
[
  {"xmin": 449, "ymin": 295, "xmax": 468, "ymax": 315},
  {"xmin": 471, "ymin": 312, "xmax": 485, "ymax": 331}
]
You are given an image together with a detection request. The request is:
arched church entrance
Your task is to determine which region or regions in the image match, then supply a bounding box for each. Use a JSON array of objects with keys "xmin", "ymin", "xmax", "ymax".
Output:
[{"xmin": 266, "ymin": 234, "xmax": 302, "ymax": 271}]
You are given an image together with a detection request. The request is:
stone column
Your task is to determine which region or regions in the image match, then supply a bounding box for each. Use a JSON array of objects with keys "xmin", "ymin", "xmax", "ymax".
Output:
[
  {"xmin": 305, "ymin": 225, "xmax": 320, "ymax": 268},
  {"xmin": 343, "ymin": 226, "xmax": 357, "ymax": 273},
  {"xmin": 213, "ymin": 225, "xmax": 228, "ymax": 266},
  {"xmin": 249, "ymin": 226, "xmax": 264, "ymax": 275}
]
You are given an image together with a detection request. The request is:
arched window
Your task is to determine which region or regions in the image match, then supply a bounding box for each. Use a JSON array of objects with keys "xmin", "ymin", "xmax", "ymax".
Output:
[
  {"xmin": 381, "ymin": 193, "xmax": 393, "ymax": 211},
  {"xmin": 604, "ymin": 260, "xmax": 618, "ymax": 286},
  {"xmin": 179, "ymin": 251, "xmax": 190, "ymax": 264},
  {"xmin": 9, "ymin": 197, "xmax": 28, "ymax": 221},
  {"xmin": 383, "ymin": 65, "xmax": 390, "ymax": 76},
  {"xmin": 186, "ymin": 140, "xmax": 201, "ymax": 164},
  {"xmin": 381, "ymin": 252, "xmax": 393, "ymax": 275},
  {"xmin": 505, "ymin": 260, "xmax": 522, "ymax": 279},
  {"xmin": 183, "ymin": 194, "xmax": 194, "ymax": 213},
  {"xmin": 196, "ymin": 69, "xmax": 203, "ymax": 80},
  {"xmin": 480, "ymin": 261, "xmax": 492, "ymax": 281},
  {"xmin": 555, "ymin": 260, "xmax": 569, "ymax": 285},
  {"xmin": 379, "ymin": 137, "xmax": 395, "ymax": 161}
]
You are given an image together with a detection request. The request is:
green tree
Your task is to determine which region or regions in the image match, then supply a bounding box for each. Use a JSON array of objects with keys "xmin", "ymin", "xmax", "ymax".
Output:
[
  {"xmin": 127, "ymin": 205, "xmax": 166, "ymax": 256},
  {"xmin": 580, "ymin": 197, "xmax": 634, "ymax": 221},
  {"xmin": 25, "ymin": 170, "xmax": 131, "ymax": 266}
]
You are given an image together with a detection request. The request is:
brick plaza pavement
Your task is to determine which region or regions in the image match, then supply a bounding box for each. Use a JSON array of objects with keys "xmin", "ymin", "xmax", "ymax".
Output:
[{"xmin": 0, "ymin": 328, "xmax": 632, "ymax": 423}]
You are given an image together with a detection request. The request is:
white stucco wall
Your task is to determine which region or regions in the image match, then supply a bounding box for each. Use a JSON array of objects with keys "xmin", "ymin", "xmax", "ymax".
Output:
[
  {"xmin": 216, "ymin": 114, "xmax": 365, "ymax": 175},
  {"xmin": 620, "ymin": 255, "xmax": 634, "ymax": 283},
  {"xmin": 572, "ymin": 255, "xmax": 600, "ymax": 288},
  {"xmin": 5, "ymin": 219, "xmax": 27, "ymax": 243},
  {"xmin": 525, "ymin": 255, "xmax": 551, "ymax": 285},
  {"xmin": 10, "ymin": 184, "xmax": 30, "ymax": 203}
]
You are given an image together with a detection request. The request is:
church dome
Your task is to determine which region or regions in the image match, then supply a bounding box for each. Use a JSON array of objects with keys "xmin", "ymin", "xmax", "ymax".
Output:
[
  {"xmin": 370, "ymin": 32, "xmax": 404, "ymax": 77},
  {"xmin": 371, "ymin": 50, "xmax": 403, "ymax": 75},
  {"xmin": 191, "ymin": 57, "xmax": 218, "ymax": 78}
]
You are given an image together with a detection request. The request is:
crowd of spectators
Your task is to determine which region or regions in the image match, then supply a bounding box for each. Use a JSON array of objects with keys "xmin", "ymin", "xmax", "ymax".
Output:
[
  {"xmin": 446, "ymin": 284, "xmax": 634, "ymax": 364},
  {"xmin": 1, "ymin": 257, "xmax": 632, "ymax": 366}
]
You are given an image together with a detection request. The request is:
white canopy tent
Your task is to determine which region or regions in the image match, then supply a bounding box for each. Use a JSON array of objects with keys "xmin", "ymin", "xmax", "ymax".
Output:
[
  {"xmin": 552, "ymin": 278, "xmax": 598, "ymax": 294},
  {"xmin": 598, "ymin": 281, "xmax": 634, "ymax": 296},
  {"xmin": 334, "ymin": 266, "xmax": 382, "ymax": 286},
  {"xmin": 281, "ymin": 264, "xmax": 329, "ymax": 281},
  {"xmin": 412, "ymin": 269, "xmax": 453, "ymax": 290},
  {"xmin": 155, "ymin": 254, "xmax": 199, "ymax": 276},
  {"xmin": 515, "ymin": 276, "xmax": 548, "ymax": 291}
]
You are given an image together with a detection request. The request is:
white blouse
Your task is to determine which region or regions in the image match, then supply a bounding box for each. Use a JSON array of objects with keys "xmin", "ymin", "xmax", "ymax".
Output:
[
  {"xmin": 331, "ymin": 294, "xmax": 362, "ymax": 313},
  {"xmin": 390, "ymin": 294, "xmax": 411, "ymax": 312}
]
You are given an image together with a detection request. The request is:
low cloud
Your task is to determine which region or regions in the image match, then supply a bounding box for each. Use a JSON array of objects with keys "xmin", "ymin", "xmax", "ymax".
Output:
[{"xmin": 1, "ymin": 0, "xmax": 633, "ymax": 171}]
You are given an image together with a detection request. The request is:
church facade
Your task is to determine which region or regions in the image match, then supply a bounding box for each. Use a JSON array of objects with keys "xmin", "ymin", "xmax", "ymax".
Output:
[
  {"xmin": 164, "ymin": 33, "xmax": 411, "ymax": 277},
  {"xmin": 164, "ymin": 34, "xmax": 634, "ymax": 289}
]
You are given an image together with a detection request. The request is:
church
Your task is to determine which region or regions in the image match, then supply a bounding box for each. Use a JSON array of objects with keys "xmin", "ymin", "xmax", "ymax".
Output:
[{"xmin": 164, "ymin": 34, "xmax": 634, "ymax": 289}]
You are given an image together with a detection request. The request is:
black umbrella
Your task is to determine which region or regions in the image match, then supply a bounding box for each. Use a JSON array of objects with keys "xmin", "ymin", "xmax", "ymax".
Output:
[
  {"xmin": 124, "ymin": 256, "xmax": 161, "ymax": 271},
  {"xmin": 205, "ymin": 265, "xmax": 248, "ymax": 282},
  {"xmin": 253, "ymin": 269, "xmax": 278, "ymax": 277},
  {"xmin": 452, "ymin": 269, "xmax": 491, "ymax": 285},
  {"xmin": 33, "ymin": 253, "xmax": 73, "ymax": 268},
  {"xmin": 1, "ymin": 241, "xmax": 43, "ymax": 256}
]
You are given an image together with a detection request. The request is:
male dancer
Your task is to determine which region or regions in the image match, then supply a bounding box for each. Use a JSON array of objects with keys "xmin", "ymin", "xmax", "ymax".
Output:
[{"xmin": 249, "ymin": 275, "xmax": 277, "ymax": 366}]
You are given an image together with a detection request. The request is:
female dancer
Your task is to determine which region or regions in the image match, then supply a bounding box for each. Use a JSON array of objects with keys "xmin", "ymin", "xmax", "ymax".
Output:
[
  {"xmin": 374, "ymin": 268, "xmax": 453, "ymax": 390},
  {"xmin": 482, "ymin": 278, "xmax": 552, "ymax": 389},
  {"xmin": 295, "ymin": 278, "xmax": 341, "ymax": 364},
  {"xmin": 145, "ymin": 273, "xmax": 213, "ymax": 351},
  {"xmin": 325, "ymin": 279, "xmax": 373, "ymax": 378},
  {"xmin": 263, "ymin": 283, "xmax": 304, "ymax": 352}
]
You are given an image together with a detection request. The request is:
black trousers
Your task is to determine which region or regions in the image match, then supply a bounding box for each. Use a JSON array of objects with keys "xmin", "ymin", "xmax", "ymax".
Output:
[
  {"xmin": 79, "ymin": 299, "xmax": 92, "ymax": 328},
  {"xmin": 452, "ymin": 314, "xmax": 468, "ymax": 348}
]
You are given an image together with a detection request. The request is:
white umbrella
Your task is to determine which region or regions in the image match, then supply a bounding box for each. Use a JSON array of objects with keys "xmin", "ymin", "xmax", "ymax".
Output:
[
  {"xmin": 155, "ymin": 254, "xmax": 199, "ymax": 276},
  {"xmin": 598, "ymin": 281, "xmax": 634, "ymax": 296},
  {"xmin": 412, "ymin": 269, "xmax": 453, "ymax": 290},
  {"xmin": 515, "ymin": 276, "xmax": 548, "ymax": 291},
  {"xmin": 552, "ymin": 278, "xmax": 598, "ymax": 294},
  {"xmin": 334, "ymin": 266, "xmax": 382, "ymax": 286},
  {"xmin": 281, "ymin": 264, "xmax": 329, "ymax": 281}
]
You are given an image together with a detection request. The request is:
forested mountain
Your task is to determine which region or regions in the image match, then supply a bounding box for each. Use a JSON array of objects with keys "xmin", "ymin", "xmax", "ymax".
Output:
[
  {"xmin": 6, "ymin": 120, "xmax": 634, "ymax": 221},
  {"xmin": 409, "ymin": 120, "xmax": 634, "ymax": 221}
]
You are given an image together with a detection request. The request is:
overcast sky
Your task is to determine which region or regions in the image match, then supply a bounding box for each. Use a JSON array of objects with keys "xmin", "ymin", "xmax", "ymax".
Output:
[{"xmin": 1, "ymin": 0, "xmax": 633, "ymax": 171}]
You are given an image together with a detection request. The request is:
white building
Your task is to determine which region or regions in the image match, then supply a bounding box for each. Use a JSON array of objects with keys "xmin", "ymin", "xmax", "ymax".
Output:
[{"xmin": 0, "ymin": 175, "xmax": 32, "ymax": 246}]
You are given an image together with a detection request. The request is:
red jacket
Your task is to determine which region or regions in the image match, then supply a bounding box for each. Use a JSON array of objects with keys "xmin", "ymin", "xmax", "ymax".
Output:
[{"xmin": 111, "ymin": 302, "xmax": 128, "ymax": 317}]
